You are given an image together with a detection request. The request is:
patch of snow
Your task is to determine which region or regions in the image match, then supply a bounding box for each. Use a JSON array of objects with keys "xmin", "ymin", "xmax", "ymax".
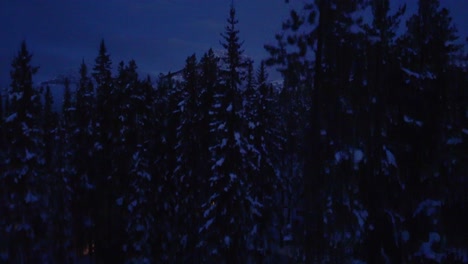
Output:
[
  {"xmin": 215, "ymin": 158, "xmax": 224, "ymax": 167},
  {"xmin": 350, "ymin": 24, "xmax": 362, "ymax": 34},
  {"xmin": 447, "ymin": 137, "xmax": 462, "ymax": 145},
  {"xmin": 128, "ymin": 200, "xmax": 137, "ymax": 212},
  {"xmin": 401, "ymin": 230, "xmax": 410, "ymax": 242},
  {"xmin": 94, "ymin": 142, "xmax": 103, "ymax": 151},
  {"xmin": 335, "ymin": 150, "xmax": 348, "ymax": 163},
  {"xmin": 414, "ymin": 232, "xmax": 443, "ymax": 262},
  {"xmin": 229, "ymin": 173, "xmax": 237, "ymax": 181},
  {"xmin": 220, "ymin": 138, "xmax": 227, "ymax": 147},
  {"xmin": 462, "ymin": 128, "xmax": 468, "ymax": 135},
  {"xmin": 217, "ymin": 122, "xmax": 225, "ymax": 130},
  {"xmin": 226, "ymin": 104, "xmax": 232, "ymax": 112},
  {"xmin": 25, "ymin": 191, "xmax": 38, "ymax": 203},
  {"xmin": 353, "ymin": 209, "xmax": 368, "ymax": 228},
  {"xmin": 413, "ymin": 199, "xmax": 442, "ymax": 218},
  {"xmin": 402, "ymin": 67, "xmax": 420, "ymax": 78},
  {"xmin": 384, "ymin": 146, "xmax": 397, "ymax": 167},
  {"xmin": 403, "ymin": 115, "xmax": 423, "ymax": 127},
  {"xmin": 283, "ymin": 234, "xmax": 293, "ymax": 242},
  {"xmin": 224, "ymin": 236, "xmax": 231, "ymax": 247},
  {"xmin": 234, "ymin": 132, "xmax": 241, "ymax": 146},
  {"xmin": 353, "ymin": 149, "xmax": 364, "ymax": 169},
  {"xmin": 25, "ymin": 149, "xmax": 35, "ymax": 161},
  {"xmin": 320, "ymin": 129, "xmax": 327, "ymax": 136},
  {"xmin": 5, "ymin": 113, "xmax": 17, "ymax": 123},
  {"xmin": 137, "ymin": 171, "xmax": 151, "ymax": 181},
  {"xmin": 116, "ymin": 197, "xmax": 123, "ymax": 206},
  {"xmin": 199, "ymin": 218, "xmax": 214, "ymax": 233}
]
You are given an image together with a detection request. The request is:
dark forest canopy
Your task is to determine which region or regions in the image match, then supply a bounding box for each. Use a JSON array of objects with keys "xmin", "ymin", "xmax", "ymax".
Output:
[{"xmin": 1, "ymin": 1, "xmax": 468, "ymax": 263}]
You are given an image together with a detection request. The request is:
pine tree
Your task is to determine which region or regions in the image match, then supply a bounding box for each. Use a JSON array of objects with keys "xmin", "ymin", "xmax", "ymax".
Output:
[
  {"xmin": 199, "ymin": 48, "xmax": 220, "ymax": 150},
  {"xmin": 151, "ymin": 72, "xmax": 181, "ymax": 261},
  {"xmin": 354, "ymin": 1, "xmax": 409, "ymax": 262},
  {"xmin": 72, "ymin": 60, "xmax": 96, "ymax": 259},
  {"xmin": 0, "ymin": 41, "xmax": 46, "ymax": 263},
  {"xmin": 245, "ymin": 61, "xmax": 282, "ymax": 262},
  {"xmin": 267, "ymin": 1, "xmax": 374, "ymax": 261},
  {"xmin": 48, "ymin": 78, "xmax": 75, "ymax": 263},
  {"xmin": 220, "ymin": 5, "xmax": 248, "ymax": 112},
  {"xmin": 111, "ymin": 60, "xmax": 140, "ymax": 259},
  {"xmin": 91, "ymin": 40, "xmax": 122, "ymax": 261},
  {"xmin": 172, "ymin": 54, "xmax": 202, "ymax": 260},
  {"xmin": 200, "ymin": 6, "xmax": 260, "ymax": 263},
  {"xmin": 121, "ymin": 74, "xmax": 157, "ymax": 263},
  {"xmin": 397, "ymin": 1, "xmax": 462, "ymax": 260},
  {"xmin": 122, "ymin": 144, "xmax": 154, "ymax": 263}
]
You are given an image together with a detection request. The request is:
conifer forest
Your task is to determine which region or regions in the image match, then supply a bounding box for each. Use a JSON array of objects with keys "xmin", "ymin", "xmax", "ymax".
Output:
[{"xmin": 1, "ymin": 1, "xmax": 468, "ymax": 263}]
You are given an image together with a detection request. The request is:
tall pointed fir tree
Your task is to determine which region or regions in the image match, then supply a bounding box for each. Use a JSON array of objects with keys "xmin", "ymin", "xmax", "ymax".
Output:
[
  {"xmin": 109, "ymin": 60, "xmax": 139, "ymax": 257},
  {"xmin": 41, "ymin": 85, "xmax": 61, "ymax": 261},
  {"xmin": 199, "ymin": 5, "xmax": 260, "ymax": 263},
  {"xmin": 91, "ymin": 40, "xmax": 122, "ymax": 261},
  {"xmin": 267, "ymin": 0, "xmax": 376, "ymax": 261},
  {"xmin": 121, "ymin": 74, "xmax": 157, "ymax": 263},
  {"xmin": 172, "ymin": 54, "xmax": 204, "ymax": 261},
  {"xmin": 152, "ymin": 72, "xmax": 180, "ymax": 261},
  {"xmin": 50, "ymin": 78, "xmax": 75, "ymax": 263},
  {"xmin": 244, "ymin": 61, "xmax": 282, "ymax": 262},
  {"xmin": 72, "ymin": 60, "xmax": 96, "ymax": 259},
  {"xmin": 0, "ymin": 41, "xmax": 47, "ymax": 262},
  {"xmin": 356, "ymin": 1, "xmax": 408, "ymax": 262},
  {"xmin": 397, "ymin": 1, "xmax": 462, "ymax": 261}
]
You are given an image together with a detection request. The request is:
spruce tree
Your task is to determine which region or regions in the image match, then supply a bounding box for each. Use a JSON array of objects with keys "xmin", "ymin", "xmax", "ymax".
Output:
[
  {"xmin": 356, "ymin": 1, "xmax": 409, "ymax": 262},
  {"xmin": 245, "ymin": 61, "xmax": 282, "ymax": 262},
  {"xmin": 172, "ymin": 54, "xmax": 204, "ymax": 260},
  {"xmin": 112, "ymin": 60, "xmax": 140, "ymax": 259},
  {"xmin": 72, "ymin": 60, "xmax": 96, "ymax": 258},
  {"xmin": 200, "ymin": 6, "xmax": 260, "ymax": 263},
  {"xmin": 152, "ymin": 73, "xmax": 180, "ymax": 261},
  {"xmin": 267, "ymin": 1, "xmax": 374, "ymax": 261},
  {"xmin": 91, "ymin": 40, "xmax": 121, "ymax": 261},
  {"xmin": 0, "ymin": 41, "xmax": 46, "ymax": 262},
  {"xmin": 122, "ymin": 74, "xmax": 157, "ymax": 263},
  {"xmin": 52, "ymin": 78, "xmax": 75, "ymax": 263},
  {"xmin": 398, "ymin": 1, "xmax": 461, "ymax": 261}
]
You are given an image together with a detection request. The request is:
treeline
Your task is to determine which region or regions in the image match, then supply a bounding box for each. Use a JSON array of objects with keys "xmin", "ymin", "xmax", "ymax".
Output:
[{"xmin": 0, "ymin": 1, "xmax": 468, "ymax": 263}]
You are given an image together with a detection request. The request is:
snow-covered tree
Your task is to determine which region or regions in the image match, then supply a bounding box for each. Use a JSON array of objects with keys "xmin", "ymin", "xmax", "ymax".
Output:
[
  {"xmin": 71, "ymin": 60, "xmax": 96, "ymax": 259},
  {"xmin": 199, "ymin": 6, "xmax": 262, "ymax": 263},
  {"xmin": 0, "ymin": 41, "xmax": 47, "ymax": 263},
  {"xmin": 122, "ymin": 144, "xmax": 154, "ymax": 263},
  {"xmin": 49, "ymin": 78, "xmax": 75, "ymax": 263}
]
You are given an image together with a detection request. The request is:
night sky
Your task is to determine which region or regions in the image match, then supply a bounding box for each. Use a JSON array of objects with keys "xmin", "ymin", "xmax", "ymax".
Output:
[{"xmin": 0, "ymin": 0, "xmax": 467, "ymax": 89}]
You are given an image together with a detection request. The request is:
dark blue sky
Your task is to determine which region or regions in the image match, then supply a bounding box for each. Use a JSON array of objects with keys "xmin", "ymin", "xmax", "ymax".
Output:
[
  {"xmin": 0, "ymin": 0, "xmax": 293, "ymax": 86},
  {"xmin": 0, "ymin": 0, "xmax": 467, "ymax": 88}
]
